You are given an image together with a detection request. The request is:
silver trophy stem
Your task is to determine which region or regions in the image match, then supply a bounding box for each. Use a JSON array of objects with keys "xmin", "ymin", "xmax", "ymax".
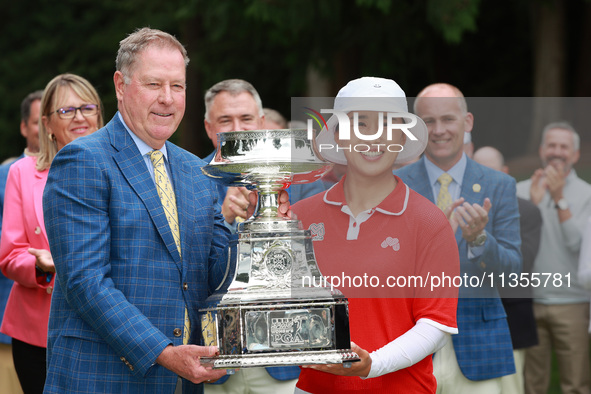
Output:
[{"xmin": 255, "ymin": 187, "xmax": 279, "ymax": 220}]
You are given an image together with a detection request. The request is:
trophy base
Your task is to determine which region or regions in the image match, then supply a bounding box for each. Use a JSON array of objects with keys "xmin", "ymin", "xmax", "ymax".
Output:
[
  {"xmin": 201, "ymin": 349, "xmax": 360, "ymax": 369},
  {"xmin": 199, "ymin": 222, "xmax": 360, "ymax": 369}
]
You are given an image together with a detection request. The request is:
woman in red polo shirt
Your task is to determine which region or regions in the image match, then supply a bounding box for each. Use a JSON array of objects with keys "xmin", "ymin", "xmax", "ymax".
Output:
[{"xmin": 293, "ymin": 77, "xmax": 460, "ymax": 393}]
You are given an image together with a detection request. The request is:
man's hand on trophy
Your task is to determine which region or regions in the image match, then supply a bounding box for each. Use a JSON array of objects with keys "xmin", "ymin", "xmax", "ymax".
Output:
[
  {"xmin": 222, "ymin": 187, "xmax": 251, "ymax": 224},
  {"xmin": 156, "ymin": 345, "xmax": 227, "ymax": 384},
  {"xmin": 245, "ymin": 189, "xmax": 292, "ymax": 220},
  {"xmin": 301, "ymin": 342, "xmax": 371, "ymax": 377}
]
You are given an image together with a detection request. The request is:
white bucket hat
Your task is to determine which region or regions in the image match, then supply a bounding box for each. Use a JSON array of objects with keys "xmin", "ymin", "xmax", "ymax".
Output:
[{"xmin": 316, "ymin": 77, "xmax": 428, "ymax": 165}]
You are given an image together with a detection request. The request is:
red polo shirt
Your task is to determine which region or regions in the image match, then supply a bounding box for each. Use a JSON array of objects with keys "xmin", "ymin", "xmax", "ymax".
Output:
[{"xmin": 293, "ymin": 175, "xmax": 459, "ymax": 393}]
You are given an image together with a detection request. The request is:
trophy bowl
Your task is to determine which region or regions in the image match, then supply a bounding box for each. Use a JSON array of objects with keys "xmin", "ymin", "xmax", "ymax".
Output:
[{"xmin": 199, "ymin": 129, "xmax": 360, "ymax": 369}]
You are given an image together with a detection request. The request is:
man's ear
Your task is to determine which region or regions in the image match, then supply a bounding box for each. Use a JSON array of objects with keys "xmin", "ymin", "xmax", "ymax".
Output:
[
  {"xmin": 20, "ymin": 120, "xmax": 27, "ymax": 138},
  {"xmin": 573, "ymin": 149, "xmax": 580, "ymax": 165},
  {"xmin": 258, "ymin": 115, "xmax": 265, "ymax": 129},
  {"xmin": 113, "ymin": 71, "xmax": 126, "ymax": 101},
  {"xmin": 204, "ymin": 119, "xmax": 217, "ymax": 146},
  {"xmin": 464, "ymin": 112, "xmax": 474, "ymax": 133}
]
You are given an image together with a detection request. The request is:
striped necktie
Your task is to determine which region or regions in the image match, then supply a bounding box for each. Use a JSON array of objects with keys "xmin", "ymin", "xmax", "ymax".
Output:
[
  {"xmin": 149, "ymin": 150, "xmax": 190, "ymax": 345},
  {"xmin": 437, "ymin": 173, "xmax": 453, "ymax": 212}
]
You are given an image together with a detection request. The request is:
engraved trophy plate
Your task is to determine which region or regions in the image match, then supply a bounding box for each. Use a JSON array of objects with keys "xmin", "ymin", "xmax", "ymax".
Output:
[{"xmin": 199, "ymin": 129, "xmax": 360, "ymax": 368}]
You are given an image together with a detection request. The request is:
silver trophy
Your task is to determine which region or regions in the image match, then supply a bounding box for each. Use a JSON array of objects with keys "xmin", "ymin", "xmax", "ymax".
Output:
[{"xmin": 199, "ymin": 129, "xmax": 360, "ymax": 369}]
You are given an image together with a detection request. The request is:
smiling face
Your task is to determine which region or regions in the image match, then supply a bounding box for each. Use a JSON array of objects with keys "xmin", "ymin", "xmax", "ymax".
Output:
[
  {"xmin": 540, "ymin": 128, "xmax": 579, "ymax": 174},
  {"xmin": 415, "ymin": 88, "xmax": 473, "ymax": 171},
  {"xmin": 204, "ymin": 91, "xmax": 264, "ymax": 147},
  {"xmin": 115, "ymin": 45, "xmax": 186, "ymax": 149},
  {"xmin": 338, "ymin": 110, "xmax": 406, "ymax": 180},
  {"xmin": 42, "ymin": 88, "xmax": 100, "ymax": 151}
]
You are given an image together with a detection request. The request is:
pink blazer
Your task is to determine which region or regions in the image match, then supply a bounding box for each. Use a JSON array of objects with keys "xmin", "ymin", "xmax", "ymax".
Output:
[{"xmin": 0, "ymin": 155, "xmax": 53, "ymax": 347}]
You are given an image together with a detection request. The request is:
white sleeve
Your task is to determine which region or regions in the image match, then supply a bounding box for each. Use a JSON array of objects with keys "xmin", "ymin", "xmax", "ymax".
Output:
[{"xmin": 364, "ymin": 319, "xmax": 451, "ymax": 379}]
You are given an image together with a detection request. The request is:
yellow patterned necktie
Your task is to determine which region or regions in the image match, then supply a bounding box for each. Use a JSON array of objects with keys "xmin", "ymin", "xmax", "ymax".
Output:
[
  {"xmin": 149, "ymin": 150, "xmax": 190, "ymax": 345},
  {"xmin": 437, "ymin": 173, "xmax": 453, "ymax": 212}
]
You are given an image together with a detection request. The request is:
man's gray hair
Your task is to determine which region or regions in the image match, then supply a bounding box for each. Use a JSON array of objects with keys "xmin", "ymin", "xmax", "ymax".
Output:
[
  {"xmin": 541, "ymin": 121, "xmax": 580, "ymax": 151},
  {"xmin": 204, "ymin": 79, "xmax": 264, "ymax": 121},
  {"xmin": 116, "ymin": 27, "xmax": 189, "ymax": 83}
]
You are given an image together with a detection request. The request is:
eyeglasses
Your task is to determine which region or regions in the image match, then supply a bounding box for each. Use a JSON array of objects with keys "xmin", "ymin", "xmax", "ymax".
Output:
[{"xmin": 54, "ymin": 104, "xmax": 99, "ymax": 119}]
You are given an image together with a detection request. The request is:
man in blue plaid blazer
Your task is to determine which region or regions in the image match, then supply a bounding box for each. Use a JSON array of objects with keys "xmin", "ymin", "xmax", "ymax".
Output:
[
  {"xmin": 396, "ymin": 83, "xmax": 521, "ymax": 393},
  {"xmin": 43, "ymin": 28, "xmax": 231, "ymax": 394}
]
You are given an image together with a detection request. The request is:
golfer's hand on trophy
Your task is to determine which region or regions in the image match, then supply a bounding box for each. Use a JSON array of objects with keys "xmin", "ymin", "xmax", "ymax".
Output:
[{"xmin": 302, "ymin": 342, "xmax": 369, "ymax": 377}]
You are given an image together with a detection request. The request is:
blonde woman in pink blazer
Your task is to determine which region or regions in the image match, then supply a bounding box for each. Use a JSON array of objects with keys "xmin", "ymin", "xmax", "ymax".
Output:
[{"xmin": 0, "ymin": 73, "xmax": 103, "ymax": 393}]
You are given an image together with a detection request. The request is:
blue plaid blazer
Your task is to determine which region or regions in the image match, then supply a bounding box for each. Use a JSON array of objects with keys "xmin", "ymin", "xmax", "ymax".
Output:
[
  {"xmin": 201, "ymin": 150, "xmax": 300, "ymax": 384},
  {"xmin": 43, "ymin": 114, "xmax": 231, "ymax": 394},
  {"xmin": 396, "ymin": 157, "xmax": 522, "ymax": 381}
]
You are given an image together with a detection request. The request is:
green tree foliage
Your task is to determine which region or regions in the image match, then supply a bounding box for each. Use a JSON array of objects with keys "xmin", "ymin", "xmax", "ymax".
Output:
[
  {"xmin": 1, "ymin": 0, "xmax": 587, "ymax": 161},
  {"xmin": 426, "ymin": 0, "xmax": 481, "ymax": 43},
  {"xmin": 0, "ymin": 0, "xmax": 187, "ymax": 160}
]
